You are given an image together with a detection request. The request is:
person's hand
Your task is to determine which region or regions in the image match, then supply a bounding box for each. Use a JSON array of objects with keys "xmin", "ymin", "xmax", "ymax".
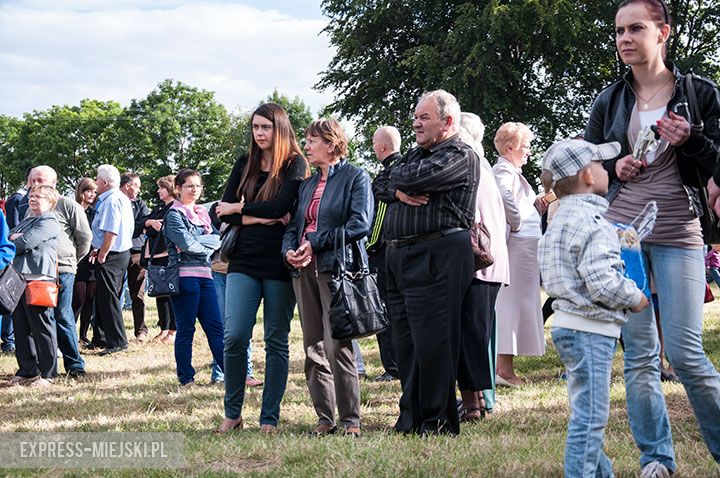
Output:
[
  {"xmin": 146, "ymin": 219, "xmax": 163, "ymax": 232},
  {"xmin": 286, "ymin": 247, "xmax": 311, "ymax": 269},
  {"xmin": 215, "ymin": 197, "xmax": 244, "ymax": 217},
  {"xmin": 88, "ymin": 249, "xmax": 97, "ymax": 264},
  {"xmin": 534, "ymin": 196, "xmax": 548, "ymax": 215},
  {"xmin": 396, "ymin": 190, "xmax": 429, "ymax": 207},
  {"xmin": 294, "ymin": 241, "xmax": 313, "ymax": 266},
  {"xmin": 630, "ymin": 294, "xmax": 650, "ymax": 313},
  {"xmin": 708, "ymin": 177, "xmax": 720, "ymax": 217},
  {"xmin": 97, "ymin": 249, "xmax": 108, "ymax": 265},
  {"xmin": 279, "ymin": 213, "xmax": 291, "ymax": 226},
  {"xmin": 8, "ymin": 233, "xmax": 22, "ymax": 241},
  {"xmin": 657, "ymin": 111, "xmax": 691, "ymax": 147},
  {"xmin": 615, "ymin": 154, "xmax": 645, "ymax": 182}
]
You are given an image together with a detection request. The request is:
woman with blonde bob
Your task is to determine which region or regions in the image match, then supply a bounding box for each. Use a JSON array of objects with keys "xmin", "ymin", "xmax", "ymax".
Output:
[
  {"xmin": 491, "ymin": 122, "xmax": 546, "ymax": 387},
  {"xmin": 282, "ymin": 118, "xmax": 373, "ymax": 436},
  {"xmin": 2, "ymin": 185, "xmax": 60, "ymax": 387}
]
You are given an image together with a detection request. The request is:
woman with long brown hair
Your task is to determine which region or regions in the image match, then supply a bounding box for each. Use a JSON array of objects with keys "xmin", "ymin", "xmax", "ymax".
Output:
[
  {"xmin": 585, "ymin": 0, "xmax": 720, "ymax": 471},
  {"xmin": 214, "ymin": 102, "xmax": 309, "ymax": 433}
]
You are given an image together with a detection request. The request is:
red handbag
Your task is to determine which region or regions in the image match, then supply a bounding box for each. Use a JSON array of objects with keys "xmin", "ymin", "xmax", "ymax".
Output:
[
  {"xmin": 704, "ymin": 283, "xmax": 715, "ymax": 304},
  {"xmin": 25, "ymin": 280, "xmax": 59, "ymax": 308}
]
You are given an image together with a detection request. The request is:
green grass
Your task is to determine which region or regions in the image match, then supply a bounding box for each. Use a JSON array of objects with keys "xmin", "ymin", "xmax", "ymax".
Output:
[{"xmin": 1, "ymin": 288, "xmax": 720, "ymax": 477}]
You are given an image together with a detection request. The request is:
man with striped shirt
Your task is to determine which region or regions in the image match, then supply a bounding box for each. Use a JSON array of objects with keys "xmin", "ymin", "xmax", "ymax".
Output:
[
  {"xmin": 374, "ymin": 90, "xmax": 479, "ymax": 436},
  {"xmin": 367, "ymin": 126, "xmax": 402, "ymax": 382}
]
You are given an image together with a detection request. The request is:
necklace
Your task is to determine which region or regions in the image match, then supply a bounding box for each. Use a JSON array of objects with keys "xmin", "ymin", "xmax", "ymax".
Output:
[{"xmin": 634, "ymin": 76, "xmax": 674, "ymax": 110}]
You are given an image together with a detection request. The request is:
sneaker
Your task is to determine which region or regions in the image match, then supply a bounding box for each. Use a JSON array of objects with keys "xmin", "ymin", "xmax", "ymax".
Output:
[
  {"xmin": 0, "ymin": 375, "xmax": 38, "ymax": 388},
  {"xmin": 29, "ymin": 378, "xmax": 54, "ymax": 387},
  {"xmin": 68, "ymin": 369, "xmax": 86, "ymax": 379},
  {"xmin": 0, "ymin": 346, "xmax": 16, "ymax": 355},
  {"xmin": 641, "ymin": 461, "xmax": 671, "ymax": 478}
]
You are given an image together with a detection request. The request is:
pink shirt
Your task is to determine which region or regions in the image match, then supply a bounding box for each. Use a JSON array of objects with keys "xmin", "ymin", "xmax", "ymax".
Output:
[{"xmin": 303, "ymin": 178, "xmax": 327, "ymax": 237}]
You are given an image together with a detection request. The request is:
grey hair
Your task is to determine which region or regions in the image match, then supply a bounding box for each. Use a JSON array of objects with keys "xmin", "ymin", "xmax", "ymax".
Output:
[
  {"xmin": 30, "ymin": 165, "xmax": 58, "ymax": 184},
  {"xmin": 418, "ymin": 89, "xmax": 461, "ymax": 131},
  {"xmin": 97, "ymin": 164, "xmax": 121, "ymax": 187},
  {"xmin": 374, "ymin": 125, "xmax": 402, "ymax": 151},
  {"xmin": 458, "ymin": 112, "xmax": 492, "ymax": 172}
]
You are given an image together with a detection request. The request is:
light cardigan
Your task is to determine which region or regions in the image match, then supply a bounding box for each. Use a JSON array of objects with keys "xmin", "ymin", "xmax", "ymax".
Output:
[
  {"xmin": 492, "ymin": 157, "xmax": 541, "ymax": 239},
  {"xmin": 474, "ymin": 168, "xmax": 510, "ymax": 286}
]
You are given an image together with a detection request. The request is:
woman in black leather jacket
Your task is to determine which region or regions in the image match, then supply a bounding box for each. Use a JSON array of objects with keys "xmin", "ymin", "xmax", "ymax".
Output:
[
  {"xmin": 282, "ymin": 118, "xmax": 373, "ymax": 437},
  {"xmin": 584, "ymin": 0, "xmax": 720, "ymax": 471}
]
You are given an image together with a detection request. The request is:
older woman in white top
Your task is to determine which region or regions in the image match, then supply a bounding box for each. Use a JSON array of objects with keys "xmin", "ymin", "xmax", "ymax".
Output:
[
  {"xmin": 457, "ymin": 113, "xmax": 511, "ymax": 418},
  {"xmin": 492, "ymin": 122, "xmax": 546, "ymax": 386}
]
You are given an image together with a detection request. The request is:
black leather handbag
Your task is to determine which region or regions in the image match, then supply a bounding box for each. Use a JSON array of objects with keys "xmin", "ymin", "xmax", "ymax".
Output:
[
  {"xmin": 327, "ymin": 231, "xmax": 388, "ymax": 340},
  {"xmin": 0, "ymin": 263, "xmax": 25, "ymax": 314},
  {"xmin": 146, "ymin": 221, "xmax": 180, "ymax": 298}
]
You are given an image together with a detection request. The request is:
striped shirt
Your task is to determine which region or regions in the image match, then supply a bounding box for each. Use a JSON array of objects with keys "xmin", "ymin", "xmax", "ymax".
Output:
[{"xmin": 374, "ymin": 135, "xmax": 479, "ymax": 239}]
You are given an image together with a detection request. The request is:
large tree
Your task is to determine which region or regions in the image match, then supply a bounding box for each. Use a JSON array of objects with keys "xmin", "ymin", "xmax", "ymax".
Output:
[
  {"xmin": 122, "ymin": 79, "xmax": 236, "ymax": 201},
  {"xmin": 317, "ymin": 0, "xmax": 720, "ymax": 182}
]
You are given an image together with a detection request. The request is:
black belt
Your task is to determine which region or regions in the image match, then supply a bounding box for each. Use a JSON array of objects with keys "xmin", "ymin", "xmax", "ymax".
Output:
[{"xmin": 387, "ymin": 227, "xmax": 466, "ymax": 248}]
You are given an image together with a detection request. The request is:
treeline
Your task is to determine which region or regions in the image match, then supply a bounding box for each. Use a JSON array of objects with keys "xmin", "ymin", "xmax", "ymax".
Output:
[{"xmin": 0, "ymin": 81, "xmax": 313, "ymax": 201}]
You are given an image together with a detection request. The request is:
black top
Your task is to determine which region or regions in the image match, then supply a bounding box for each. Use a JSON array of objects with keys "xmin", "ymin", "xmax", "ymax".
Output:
[
  {"xmin": 144, "ymin": 201, "xmax": 174, "ymax": 254},
  {"xmin": 130, "ymin": 198, "xmax": 151, "ymax": 252},
  {"xmin": 220, "ymin": 154, "xmax": 308, "ymax": 281},
  {"xmin": 373, "ymin": 135, "xmax": 479, "ymax": 239}
]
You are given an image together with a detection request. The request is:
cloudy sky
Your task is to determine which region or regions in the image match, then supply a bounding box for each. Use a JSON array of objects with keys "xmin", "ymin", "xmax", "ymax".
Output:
[{"xmin": 0, "ymin": 0, "xmax": 335, "ymax": 118}]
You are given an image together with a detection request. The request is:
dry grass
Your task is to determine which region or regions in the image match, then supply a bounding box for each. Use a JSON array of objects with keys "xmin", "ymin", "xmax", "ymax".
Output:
[{"xmin": 1, "ymin": 287, "xmax": 720, "ymax": 477}]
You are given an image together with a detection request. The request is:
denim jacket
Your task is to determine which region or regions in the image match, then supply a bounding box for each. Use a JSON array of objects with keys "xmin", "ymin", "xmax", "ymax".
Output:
[
  {"xmin": 282, "ymin": 158, "xmax": 373, "ymax": 274},
  {"xmin": 163, "ymin": 208, "xmax": 220, "ymax": 268},
  {"xmin": 11, "ymin": 210, "xmax": 60, "ymax": 278}
]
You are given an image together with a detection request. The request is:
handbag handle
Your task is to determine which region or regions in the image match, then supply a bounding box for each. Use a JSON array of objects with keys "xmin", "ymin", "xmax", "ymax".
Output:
[
  {"xmin": 149, "ymin": 209, "xmax": 179, "ymax": 265},
  {"xmin": 332, "ymin": 227, "xmax": 369, "ymax": 275},
  {"xmin": 685, "ymin": 72, "xmax": 704, "ymax": 134}
]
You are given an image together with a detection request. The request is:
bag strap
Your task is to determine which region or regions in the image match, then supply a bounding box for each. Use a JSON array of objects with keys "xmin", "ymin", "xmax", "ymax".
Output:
[
  {"xmin": 685, "ymin": 72, "xmax": 705, "ymax": 134},
  {"xmin": 332, "ymin": 227, "xmax": 369, "ymax": 274},
  {"xmin": 149, "ymin": 209, "xmax": 177, "ymax": 265}
]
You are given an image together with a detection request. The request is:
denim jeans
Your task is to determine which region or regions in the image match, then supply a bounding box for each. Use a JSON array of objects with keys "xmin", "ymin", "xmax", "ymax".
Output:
[
  {"xmin": 210, "ymin": 271, "xmax": 252, "ymax": 382},
  {"xmin": 224, "ymin": 272, "xmax": 295, "ymax": 425},
  {"xmin": 552, "ymin": 327, "xmax": 616, "ymax": 478},
  {"xmin": 623, "ymin": 244, "xmax": 720, "ymax": 468},
  {"xmin": 352, "ymin": 339, "xmax": 366, "ymax": 376},
  {"xmin": 170, "ymin": 276, "xmax": 225, "ymax": 385},
  {"xmin": 55, "ymin": 273, "xmax": 85, "ymax": 373},
  {"xmin": 1, "ymin": 313, "xmax": 14, "ymax": 352}
]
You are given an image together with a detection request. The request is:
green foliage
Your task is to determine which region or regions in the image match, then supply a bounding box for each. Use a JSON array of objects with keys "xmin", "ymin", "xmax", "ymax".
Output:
[
  {"xmin": 0, "ymin": 115, "xmax": 23, "ymax": 197},
  {"xmin": 265, "ymin": 89, "xmax": 314, "ymax": 139},
  {"xmin": 317, "ymin": 0, "xmax": 720, "ymax": 185}
]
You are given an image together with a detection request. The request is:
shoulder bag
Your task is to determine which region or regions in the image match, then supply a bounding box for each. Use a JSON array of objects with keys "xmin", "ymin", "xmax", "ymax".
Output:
[
  {"xmin": 219, "ymin": 225, "xmax": 239, "ymax": 263},
  {"xmin": 26, "ymin": 261, "xmax": 59, "ymax": 308},
  {"xmin": 0, "ymin": 263, "xmax": 25, "ymax": 314},
  {"xmin": 147, "ymin": 217, "xmax": 180, "ymax": 297},
  {"xmin": 327, "ymin": 230, "xmax": 388, "ymax": 340},
  {"xmin": 470, "ymin": 220, "xmax": 494, "ymax": 270}
]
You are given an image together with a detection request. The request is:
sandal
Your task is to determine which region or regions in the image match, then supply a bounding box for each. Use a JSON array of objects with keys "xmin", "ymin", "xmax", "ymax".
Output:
[
  {"xmin": 459, "ymin": 407, "xmax": 485, "ymax": 422},
  {"xmin": 213, "ymin": 417, "xmax": 243, "ymax": 434}
]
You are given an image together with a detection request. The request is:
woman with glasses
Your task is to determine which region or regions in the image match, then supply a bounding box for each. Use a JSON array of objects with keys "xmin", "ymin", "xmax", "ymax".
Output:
[
  {"xmin": 163, "ymin": 169, "xmax": 224, "ymax": 387},
  {"xmin": 2, "ymin": 185, "xmax": 60, "ymax": 388}
]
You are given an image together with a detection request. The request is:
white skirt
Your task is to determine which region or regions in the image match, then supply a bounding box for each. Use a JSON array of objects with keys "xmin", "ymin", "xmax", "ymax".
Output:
[{"xmin": 495, "ymin": 235, "xmax": 545, "ymax": 356}]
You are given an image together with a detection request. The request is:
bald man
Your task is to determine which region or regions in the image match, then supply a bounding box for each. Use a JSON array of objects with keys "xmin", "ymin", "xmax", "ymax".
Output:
[{"xmin": 366, "ymin": 126, "xmax": 402, "ymax": 382}]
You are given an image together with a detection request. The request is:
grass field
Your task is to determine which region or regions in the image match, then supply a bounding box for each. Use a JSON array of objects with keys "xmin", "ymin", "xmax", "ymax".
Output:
[{"xmin": 1, "ymin": 286, "xmax": 720, "ymax": 477}]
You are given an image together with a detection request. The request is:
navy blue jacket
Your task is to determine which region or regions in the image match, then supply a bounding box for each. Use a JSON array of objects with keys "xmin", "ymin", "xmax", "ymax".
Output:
[{"xmin": 282, "ymin": 159, "xmax": 373, "ymax": 274}]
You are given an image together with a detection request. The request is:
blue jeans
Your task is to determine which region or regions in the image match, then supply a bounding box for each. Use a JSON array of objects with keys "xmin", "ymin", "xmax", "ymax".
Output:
[
  {"xmin": 623, "ymin": 244, "xmax": 720, "ymax": 469},
  {"xmin": 211, "ymin": 271, "xmax": 252, "ymax": 382},
  {"xmin": 553, "ymin": 327, "xmax": 616, "ymax": 478},
  {"xmin": 1, "ymin": 313, "xmax": 14, "ymax": 352},
  {"xmin": 170, "ymin": 276, "xmax": 225, "ymax": 385},
  {"xmin": 708, "ymin": 267, "xmax": 720, "ymax": 286},
  {"xmin": 56, "ymin": 273, "xmax": 85, "ymax": 372},
  {"xmin": 224, "ymin": 272, "xmax": 295, "ymax": 425},
  {"xmin": 352, "ymin": 339, "xmax": 366, "ymax": 376}
]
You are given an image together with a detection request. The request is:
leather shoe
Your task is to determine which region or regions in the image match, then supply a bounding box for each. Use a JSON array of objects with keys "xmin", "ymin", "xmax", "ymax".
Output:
[
  {"xmin": 495, "ymin": 375, "xmax": 518, "ymax": 388},
  {"xmin": 98, "ymin": 345, "xmax": 128, "ymax": 356}
]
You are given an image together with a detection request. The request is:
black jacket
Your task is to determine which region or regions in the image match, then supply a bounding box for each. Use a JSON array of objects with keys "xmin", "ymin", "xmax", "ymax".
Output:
[
  {"xmin": 282, "ymin": 158, "xmax": 373, "ymax": 274},
  {"xmin": 585, "ymin": 62, "xmax": 720, "ymax": 226},
  {"xmin": 585, "ymin": 62, "xmax": 720, "ymax": 203}
]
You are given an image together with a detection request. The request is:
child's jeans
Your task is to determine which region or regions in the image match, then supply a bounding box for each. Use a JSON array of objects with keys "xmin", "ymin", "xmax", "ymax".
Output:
[{"xmin": 552, "ymin": 326, "xmax": 617, "ymax": 478}]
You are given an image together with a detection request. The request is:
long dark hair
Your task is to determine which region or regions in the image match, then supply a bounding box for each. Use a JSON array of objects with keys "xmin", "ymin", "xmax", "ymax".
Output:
[{"xmin": 237, "ymin": 103, "xmax": 307, "ymax": 202}]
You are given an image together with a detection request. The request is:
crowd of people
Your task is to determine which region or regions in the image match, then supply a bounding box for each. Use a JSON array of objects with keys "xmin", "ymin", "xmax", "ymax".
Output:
[{"xmin": 0, "ymin": 0, "xmax": 719, "ymax": 475}]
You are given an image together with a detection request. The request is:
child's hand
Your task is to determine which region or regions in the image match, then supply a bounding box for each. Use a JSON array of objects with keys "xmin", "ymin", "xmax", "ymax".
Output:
[{"xmin": 630, "ymin": 294, "xmax": 650, "ymax": 313}]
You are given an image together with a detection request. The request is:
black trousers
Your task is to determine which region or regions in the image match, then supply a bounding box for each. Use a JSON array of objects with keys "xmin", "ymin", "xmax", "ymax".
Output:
[
  {"xmin": 127, "ymin": 252, "xmax": 148, "ymax": 337},
  {"xmin": 94, "ymin": 250, "xmax": 130, "ymax": 349},
  {"xmin": 369, "ymin": 250, "xmax": 398, "ymax": 378},
  {"xmin": 156, "ymin": 296, "xmax": 176, "ymax": 331},
  {"xmin": 458, "ymin": 279, "xmax": 501, "ymax": 391},
  {"xmin": 386, "ymin": 230, "xmax": 473, "ymax": 435},
  {"xmin": 13, "ymin": 295, "xmax": 58, "ymax": 379}
]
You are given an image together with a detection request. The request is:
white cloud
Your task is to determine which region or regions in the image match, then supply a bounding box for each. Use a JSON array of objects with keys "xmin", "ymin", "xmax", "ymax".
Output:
[{"xmin": 0, "ymin": 0, "xmax": 335, "ymax": 117}]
